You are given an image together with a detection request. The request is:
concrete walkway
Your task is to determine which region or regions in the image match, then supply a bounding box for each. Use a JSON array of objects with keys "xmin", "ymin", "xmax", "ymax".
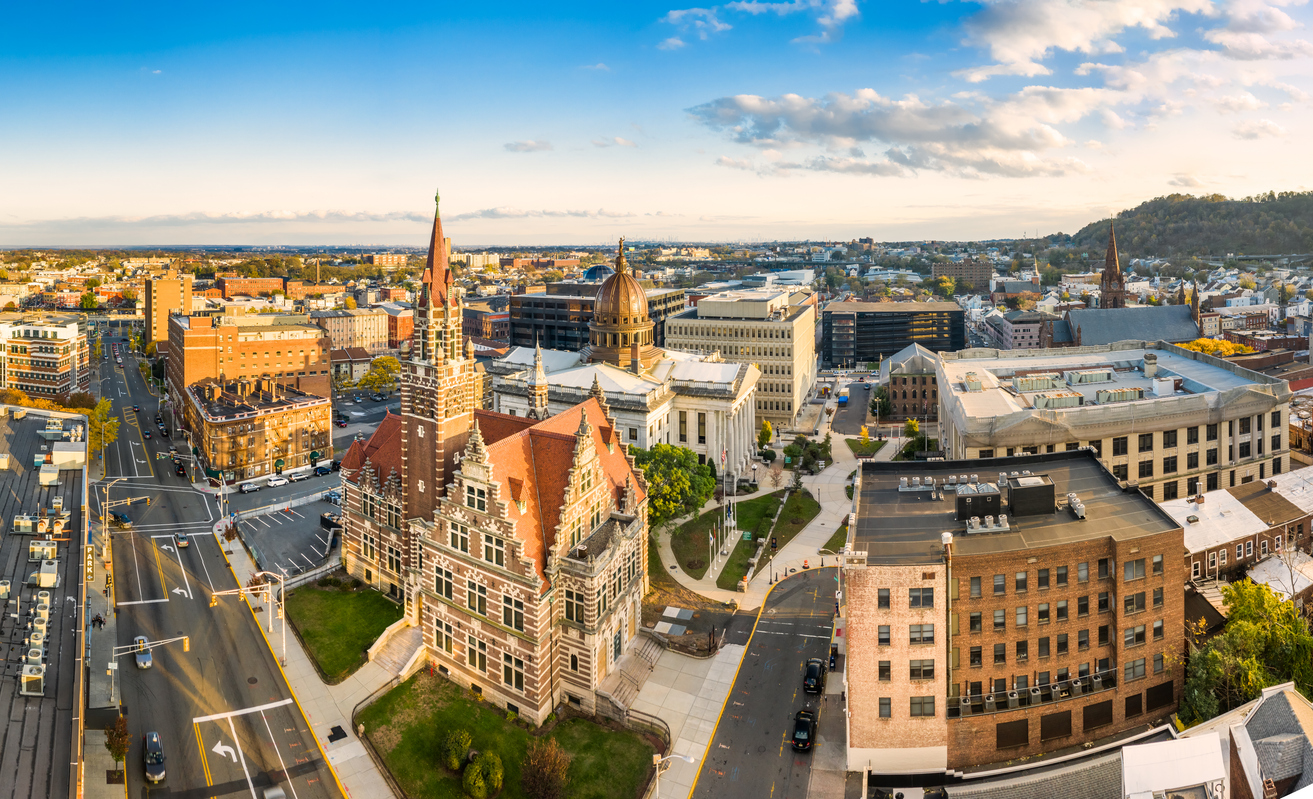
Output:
[{"xmin": 210, "ymin": 518, "xmax": 399, "ymax": 799}]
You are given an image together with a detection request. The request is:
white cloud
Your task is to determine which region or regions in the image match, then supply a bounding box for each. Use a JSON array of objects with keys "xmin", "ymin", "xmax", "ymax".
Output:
[
  {"xmin": 447, "ymin": 207, "xmax": 637, "ymax": 222},
  {"xmin": 716, "ymin": 155, "xmax": 757, "ymax": 170},
  {"xmin": 1204, "ymin": 28, "xmax": 1313, "ymax": 58},
  {"xmin": 664, "ymin": 0, "xmax": 856, "ymax": 47},
  {"xmin": 955, "ymin": 0, "xmax": 1211, "ymax": 82},
  {"xmin": 658, "ymin": 36, "xmax": 687, "ymax": 50},
  {"xmin": 1233, "ymin": 117, "xmax": 1288, "ymax": 137},
  {"xmin": 592, "ymin": 137, "xmax": 638, "ymax": 147},
  {"xmin": 503, "ymin": 140, "xmax": 553, "ymax": 152},
  {"xmin": 662, "ymin": 8, "xmax": 732, "ymax": 40},
  {"xmin": 0, "ymin": 209, "xmax": 433, "ymax": 229},
  {"xmin": 1168, "ymin": 173, "xmax": 1206, "ymax": 187},
  {"xmin": 1214, "ymin": 90, "xmax": 1267, "ymax": 112},
  {"xmin": 582, "ymin": 63, "xmax": 611, "ymax": 71}
]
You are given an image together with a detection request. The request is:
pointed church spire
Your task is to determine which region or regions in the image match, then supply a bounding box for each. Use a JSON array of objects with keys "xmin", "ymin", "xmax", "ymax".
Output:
[
  {"xmin": 421, "ymin": 189, "xmax": 452, "ymax": 308},
  {"xmin": 1101, "ymin": 221, "xmax": 1125, "ymax": 309},
  {"xmin": 529, "ymin": 341, "xmax": 548, "ymax": 386},
  {"xmin": 1104, "ymin": 222, "xmax": 1120, "ymax": 278}
]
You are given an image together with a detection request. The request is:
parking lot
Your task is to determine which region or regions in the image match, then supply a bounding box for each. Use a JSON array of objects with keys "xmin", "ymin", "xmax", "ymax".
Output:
[{"xmin": 236, "ymin": 502, "xmax": 340, "ymax": 578}]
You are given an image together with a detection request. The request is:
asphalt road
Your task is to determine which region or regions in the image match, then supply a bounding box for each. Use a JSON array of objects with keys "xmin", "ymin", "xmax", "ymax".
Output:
[
  {"xmin": 96, "ymin": 338, "xmax": 343, "ymax": 799},
  {"xmin": 692, "ymin": 568, "xmax": 838, "ymax": 799},
  {"xmin": 830, "ymin": 383, "xmax": 875, "ymax": 435}
]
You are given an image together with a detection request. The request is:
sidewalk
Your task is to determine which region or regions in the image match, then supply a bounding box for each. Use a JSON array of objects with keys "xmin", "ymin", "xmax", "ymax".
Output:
[{"xmin": 210, "ymin": 518, "xmax": 398, "ymax": 799}]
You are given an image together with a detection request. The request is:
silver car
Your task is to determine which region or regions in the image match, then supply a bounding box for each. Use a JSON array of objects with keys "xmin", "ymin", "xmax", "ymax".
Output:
[{"xmin": 134, "ymin": 636, "xmax": 152, "ymax": 669}]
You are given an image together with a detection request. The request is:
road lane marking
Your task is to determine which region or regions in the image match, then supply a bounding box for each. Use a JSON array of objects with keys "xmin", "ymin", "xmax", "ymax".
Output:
[
  {"xmin": 193, "ymin": 698, "xmax": 294, "ymax": 723},
  {"xmin": 116, "ymin": 598, "xmax": 169, "ymax": 606},
  {"xmin": 260, "ymin": 709, "xmax": 300, "ymax": 799},
  {"xmin": 193, "ymin": 723, "xmax": 213, "ymax": 787},
  {"xmin": 154, "ymin": 537, "xmax": 167, "ymax": 595},
  {"xmin": 227, "ymin": 717, "xmax": 258, "ymax": 799},
  {"xmin": 168, "ymin": 535, "xmax": 192, "ymax": 599}
]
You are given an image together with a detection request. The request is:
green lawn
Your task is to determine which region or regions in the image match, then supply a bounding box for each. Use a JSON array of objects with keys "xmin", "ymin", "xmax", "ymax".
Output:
[
  {"xmin": 893, "ymin": 438, "xmax": 940, "ymax": 461},
  {"xmin": 846, "ymin": 469, "xmax": 856, "ymax": 500},
  {"xmin": 671, "ymin": 491, "xmax": 785, "ymax": 579},
  {"xmin": 844, "ymin": 438, "xmax": 885, "ymax": 458},
  {"xmin": 823, "ymin": 522, "xmax": 849, "ymax": 555},
  {"xmin": 748, "ymin": 489, "xmax": 822, "ymax": 581},
  {"xmin": 286, "ymin": 583, "xmax": 403, "ymax": 684},
  {"xmin": 359, "ymin": 671, "xmax": 655, "ymax": 799}
]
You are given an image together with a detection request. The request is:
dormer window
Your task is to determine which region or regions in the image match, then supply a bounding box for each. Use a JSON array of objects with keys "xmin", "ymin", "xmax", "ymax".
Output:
[{"xmin": 467, "ymin": 485, "xmax": 486, "ymax": 511}]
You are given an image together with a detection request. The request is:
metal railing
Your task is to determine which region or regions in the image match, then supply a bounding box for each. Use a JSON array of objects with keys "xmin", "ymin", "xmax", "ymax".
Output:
[{"xmin": 949, "ymin": 668, "xmax": 1120, "ymax": 718}]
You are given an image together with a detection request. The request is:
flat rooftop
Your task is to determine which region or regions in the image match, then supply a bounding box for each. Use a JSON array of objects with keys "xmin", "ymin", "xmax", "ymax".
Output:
[
  {"xmin": 0, "ymin": 410, "xmax": 85, "ymax": 798},
  {"xmin": 187, "ymin": 379, "xmax": 329, "ymax": 421},
  {"xmin": 854, "ymin": 450, "xmax": 1178, "ymax": 564},
  {"xmin": 825, "ymin": 300, "xmax": 961, "ymax": 314}
]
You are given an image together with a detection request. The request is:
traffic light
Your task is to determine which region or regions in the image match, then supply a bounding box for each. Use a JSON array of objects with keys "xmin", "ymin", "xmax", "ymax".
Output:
[
  {"xmin": 183, "ymin": 637, "xmax": 190, "ymax": 652},
  {"xmin": 209, "ymin": 595, "xmax": 218, "ymax": 608},
  {"xmin": 145, "ymin": 498, "xmax": 150, "ymax": 506}
]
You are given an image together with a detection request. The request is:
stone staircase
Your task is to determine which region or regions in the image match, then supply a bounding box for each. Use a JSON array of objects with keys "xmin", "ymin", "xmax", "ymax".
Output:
[
  {"xmin": 597, "ymin": 633, "xmax": 666, "ymax": 714},
  {"xmin": 373, "ymin": 625, "xmax": 423, "ymax": 676}
]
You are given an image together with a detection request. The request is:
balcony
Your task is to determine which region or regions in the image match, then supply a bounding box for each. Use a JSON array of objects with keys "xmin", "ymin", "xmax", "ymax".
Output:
[{"xmin": 948, "ymin": 668, "xmax": 1119, "ymax": 718}]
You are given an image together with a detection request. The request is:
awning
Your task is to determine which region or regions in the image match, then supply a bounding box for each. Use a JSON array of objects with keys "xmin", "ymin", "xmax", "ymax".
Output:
[
  {"xmin": 274, "ymin": 458, "xmax": 285, "ymax": 470},
  {"xmin": 310, "ymin": 451, "xmax": 321, "ymax": 461}
]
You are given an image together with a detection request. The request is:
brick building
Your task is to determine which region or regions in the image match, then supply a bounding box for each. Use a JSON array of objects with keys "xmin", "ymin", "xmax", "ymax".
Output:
[
  {"xmin": 0, "ymin": 312, "xmax": 91, "ymax": 397},
  {"xmin": 932, "ymin": 260, "xmax": 995, "ymax": 293},
  {"xmin": 463, "ymin": 303, "xmax": 510, "ymax": 342},
  {"xmin": 844, "ymin": 451, "xmax": 1184, "ymax": 776},
  {"xmin": 165, "ymin": 310, "xmax": 332, "ymax": 400},
  {"xmin": 215, "ymin": 276, "xmax": 286, "ymax": 299},
  {"xmin": 310, "ymin": 308, "xmax": 390, "ymax": 353},
  {"xmin": 367, "ymin": 253, "xmax": 409, "ymax": 267},
  {"xmin": 378, "ymin": 304, "xmax": 414, "ymax": 349},
  {"xmin": 144, "ymin": 273, "xmax": 194, "ymax": 346}
]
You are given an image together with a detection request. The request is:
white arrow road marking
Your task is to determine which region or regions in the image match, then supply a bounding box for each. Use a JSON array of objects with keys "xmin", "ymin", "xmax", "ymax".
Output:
[
  {"xmin": 172, "ymin": 587, "xmax": 190, "ymax": 597},
  {"xmin": 212, "ymin": 740, "xmax": 237, "ymax": 763},
  {"xmin": 160, "ymin": 545, "xmax": 174, "ymax": 552},
  {"xmin": 136, "ymin": 460, "xmax": 147, "ymax": 464}
]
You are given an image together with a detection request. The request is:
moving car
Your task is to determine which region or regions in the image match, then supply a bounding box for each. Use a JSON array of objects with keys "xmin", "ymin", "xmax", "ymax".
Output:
[
  {"xmin": 267, "ymin": 475, "xmax": 289, "ymax": 487},
  {"xmin": 132, "ymin": 404, "xmax": 140, "ymax": 412},
  {"xmin": 175, "ymin": 531, "xmax": 189, "ymax": 548},
  {"xmin": 143, "ymin": 430, "xmax": 151, "ymax": 439},
  {"xmin": 133, "ymin": 636, "xmax": 152, "ymax": 669},
  {"xmin": 335, "ymin": 420, "xmax": 348, "ymax": 428},
  {"xmin": 143, "ymin": 732, "xmax": 166, "ymax": 783},
  {"xmin": 791, "ymin": 710, "xmax": 816, "ymax": 752},
  {"xmin": 288, "ymin": 472, "xmax": 309, "ymax": 482},
  {"xmin": 239, "ymin": 483, "xmax": 261, "ymax": 494},
  {"xmin": 370, "ymin": 394, "xmax": 386, "ymax": 401},
  {"xmin": 175, "ymin": 463, "xmax": 186, "ymax": 477},
  {"xmin": 110, "ymin": 511, "xmax": 133, "ymax": 529},
  {"xmin": 803, "ymin": 658, "xmax": 826, "ymax": 694}
]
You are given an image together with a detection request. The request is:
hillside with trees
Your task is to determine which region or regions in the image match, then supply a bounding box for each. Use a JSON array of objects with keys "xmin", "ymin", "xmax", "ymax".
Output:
[{"xmin": 1068, "ymin": 191, "xmax": 1313, "ymax": 258}]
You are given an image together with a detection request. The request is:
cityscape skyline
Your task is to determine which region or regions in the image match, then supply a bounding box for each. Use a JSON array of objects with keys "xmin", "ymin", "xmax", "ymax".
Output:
[{"xmin": 3, "ymin": 0, "xmax": 1311, "ymax": 245}]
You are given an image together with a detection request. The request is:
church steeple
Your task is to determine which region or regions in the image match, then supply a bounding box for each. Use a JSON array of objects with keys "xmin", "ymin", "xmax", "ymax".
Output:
[
  {"xmin": 420, "ymin": 190, "xmax": 452, "ymax": 309},
  {"xmin": 1101, "ymin": 222, "xmax": 1126, "ymax": 309},
  {"xmin": 528, "ymin": 341, "xmax": 550, "ymax": 420}
]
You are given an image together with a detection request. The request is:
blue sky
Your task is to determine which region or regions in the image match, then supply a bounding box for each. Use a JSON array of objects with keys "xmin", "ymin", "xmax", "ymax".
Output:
[{"xmin": 2, "ymin": 0, "xmax": 1311, "ymax": 245}]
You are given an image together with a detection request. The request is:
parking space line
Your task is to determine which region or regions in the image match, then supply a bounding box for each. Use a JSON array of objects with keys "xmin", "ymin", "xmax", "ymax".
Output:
[
  {"xmin": 228, "ymin": 716, "xmax": 257, "ymax": 799},
  {"xmin": 300, "ymin": 553, "xmax": 315, "ymax": 568},
  {"xmin": 260, "ymin": 709, "xmax": 300, "ymax": 799},
  {"xmin": 193, "ymin": 697, "xmax": 294, "ymax": 724}
]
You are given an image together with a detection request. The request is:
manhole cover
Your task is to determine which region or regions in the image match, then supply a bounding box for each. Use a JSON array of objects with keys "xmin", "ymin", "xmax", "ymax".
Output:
[{"xmin": 247, "ymin": 677, "xmax": 258, "ymax": 685}]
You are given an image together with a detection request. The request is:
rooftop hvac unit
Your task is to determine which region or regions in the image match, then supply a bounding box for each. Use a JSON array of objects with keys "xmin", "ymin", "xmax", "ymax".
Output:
[
  {"xmin": 36, "ymin": 590, "xmax": 50, "ymax": 606},
  {"xmin": 1013, "ymin": 373, "xmax": 1062, "ymax": 392},
  {"xmin": 957, "ymin": 485, "xmax": 1001, "ymax": 522},
  {"xmin": 29, "ymin": 559, "xmax": 58, "ymax": 588},
  {"xmin": 28, "ymin": 541, "xmax": 57, "ymax": 562},
  {"xmin": 31, "ymin": 618, "xmax": 47, "ymax": 637},
  {"xmin": 1067, "ymin": 368, "xmax": 1114, "ymax": 385},
  {"xmin": 0, "ymin": 580, "xmax": 9, "ymax": 599},
  {"xmin": 963, "ymin": 372, "xmax": 983, "ymax": 392},
  {"xmin": 1095, "ymin": 386, "xmax": 1145, "ymax": 404},
  {"xmin": 0, "ymin": 453, "xmax": 10, "ymax": 470},
  {"xmin": 1007, "ymin": 474, "xmax": 1056, "ymax": 517},
  {"xmin": 19, "ymin": 665, "xmax": 44, "ymax": 697},
  {"xmin": 959, "ymin": 697, "xmax": 975, "ymax": 715},
  {"xmin": 11, "ymin": 515, "xmax": 38, "ymax": 534},
  {"xmin": 34, "ymin": 603, "xmax": 49, "ymax": 621},
  {"xmin": 25, "ymin": 648, "xmax": 42, "ymax": 666}
]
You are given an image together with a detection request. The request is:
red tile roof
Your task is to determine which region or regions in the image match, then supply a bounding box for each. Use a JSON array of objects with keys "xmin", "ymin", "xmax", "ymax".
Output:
[
  {"xmin": 341, "ymin": 411, "xmax": 403, "ymax": 487},
  {"xmin": 481, "ymin": 398, "xmax": 645, "ymax": 586},
  {"xmin": 473, "ymin": 409, "xmax": 535, "ymax": 446}
]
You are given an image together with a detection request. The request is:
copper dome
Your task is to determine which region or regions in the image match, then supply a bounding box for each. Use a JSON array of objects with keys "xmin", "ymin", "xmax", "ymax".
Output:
[{"xmin": 593, "ymin": 242, "xmax": 648, "ymax": 325}]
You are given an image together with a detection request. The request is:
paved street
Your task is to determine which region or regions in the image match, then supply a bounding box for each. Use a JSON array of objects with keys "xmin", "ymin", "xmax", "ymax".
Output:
[
  {"xmin": 690, "ymin": 568, "xmax": 838, "ymax": 799},
  {"xmin": 830, "ymin": 381, "xmax": 874, "ymax": 435},
  {"xmin": 94, "ymin": 336, "xmax": 344, "ymax": 799}
]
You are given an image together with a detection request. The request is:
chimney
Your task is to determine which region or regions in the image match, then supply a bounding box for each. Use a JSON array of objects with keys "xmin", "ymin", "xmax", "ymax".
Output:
[
  {"xmin": 630, "ymin": 341, "xmax": 641, "ymax": 374},
  {"xmin": 1143, "ymin": 353, "xmax": 1158, "ymax": 378}
]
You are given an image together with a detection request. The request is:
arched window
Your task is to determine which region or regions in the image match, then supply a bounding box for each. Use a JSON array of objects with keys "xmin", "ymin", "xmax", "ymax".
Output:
[{"xmin": 571, "ymin": 654, "xmax": 579, "ymax": 672}]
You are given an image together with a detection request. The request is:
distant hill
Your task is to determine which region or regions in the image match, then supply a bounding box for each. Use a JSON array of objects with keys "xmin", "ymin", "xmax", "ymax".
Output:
[{"xmin": 1068, "ymin": 191, "xmax": 1313, "ymax": 259}]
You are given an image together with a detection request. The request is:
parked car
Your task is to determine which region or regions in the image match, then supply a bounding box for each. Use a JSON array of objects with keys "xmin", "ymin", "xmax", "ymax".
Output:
[
  {"xmin": 288, "ymin": 472, "xmax": 309, "ymax": 482},
  {"xmin": 336, "ymin": 420, "xmax": 348, "ymax": 428},
  {"xmin": 154, "ymin": 415, "xmax": 162, "ymax": 424},
  {"xmin": 133, "ymin": 636, "xmax": 152, "ymax": 669},
  {"xmin": 791, "ymin": 710, "xmax": 816, "ymax": 752},
  {"xmin": 143, "ymin": 732, "xmax": 166, "ymax": 783},
  {"xmin": 803, "ymin": 658, "xmax": 826, "ymax": 694},
  {"xmin": 330, "ymin": 461, "xmax": 342, "ymax": 471},
  {"xmin": 370, "ymin": 394, "xmax": 386, "ymax": 402},
  {"xmin": 160, "ymin": 428, "xmax": 170, "ymax": 438},
  {"xmin": 239, "ymin": 483, "xmax": 261, "ymax": 494},
  {"xmin": 267, "ymin": 475, "xmax": 289, "ymax": 488},
  {"xmin": 314, "ymin": 466, "xmax": 332, "ymax": 476}
]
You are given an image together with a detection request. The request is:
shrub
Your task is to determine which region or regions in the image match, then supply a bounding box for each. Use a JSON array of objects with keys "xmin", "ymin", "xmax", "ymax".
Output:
[
  {"xmin": 462, "ymin": 764, "xmax": 487, "ymax": 799},
  {"xmin": 522, "ymin": 738, "xmax": 572, "ymax": 799},
  {"xmin": 443, "ymin": 728, "xmax": 471, "ymax": 772},
  {"xmin": 317, "ymin": 577, "xmax": 332, "ymax": 587},
  {"xmin": 350, "ymin": 578, "xmax": 362, "ymax": 589},
  {"xmin": 478, "ymin": 752, "xmax": 503, "ymax": 792}
]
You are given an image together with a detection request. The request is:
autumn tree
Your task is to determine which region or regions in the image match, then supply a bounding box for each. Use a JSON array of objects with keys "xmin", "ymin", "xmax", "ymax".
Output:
[
  {"xmin": 343, "ymin": 296, "xmax": 358, "ymax": 309},
  {"xmin": 79, "ymin": 291, "xmax": 97, "ymax": 309},
  {"xmin": 757, "ymin": 420, "xmax": 772, "ymax": 450},
  {"xmin": 105, "ymin": 714, "xmax": 131, "ymax": 773},
  {"xmin": 88, "ymin": 398, "xmax": 121, "ymax": 455},
  {"xmin": 521, "ymin": 738, "xmax": 571, "ymax": 799},
  {"xmin": 356, "ymin": 356, "xmax": 401, "ymax": 395},
  {"xmin": 630, "ymin": 444, "xmax": 715, "ymax": 527}
]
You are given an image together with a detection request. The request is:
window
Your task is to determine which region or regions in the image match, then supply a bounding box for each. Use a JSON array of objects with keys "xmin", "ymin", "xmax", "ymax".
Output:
[
  {"xmin": 435, "ymin": 567, "xmax": 454, "ymax": 600},
  {"xmin": 1163, "ymin": 430, "xmax": 1178, "ymax": 448},
  {"xmin": 1192, "ymin": 561, "xmax": 1200, "ymax": 579},
  {"xmin": 1187, "ymin": 426, "xmax": 1199, "ymax": 445},
  {"xmin": 1163, "ymin": 456, "xmax": 1178, "ymax": 474},
  {"xmin": 910, "ymin": 624, "xmax": 935, "ymax": 644},
  {"xmin": 467, "ymin": 581, "xmax": 487, "ymax": 615},
  {"xmin": 1098, "ymin": 592, "xmax": 1110, "ymax": 613},
  {"xmin": 969, "ymin": 646, "xmax": 982, "ymax": 667},
  {"xmin": 1153, "ymin": 619, "xmax": 1163, "ymax": 640},
  {"xmin": 879, "ymin": 698, "xmax": 891, "ymax": 718},
  {"xmin": 910, "ymin": 696, "xmax": 935, "ymax": 717},
  {"xmin": 1124, "ymin": 592, "xmax": 1146, "ymax": 614},
  {"xmin": 910, "ymin": 659, "xmax": 935, "ymax": 680},
  {"xmin": 1188, "ymin": 452, "xmax": 1199, "ymax": 470},
  {"xmin": 1016, "ymin": 607, "xmax": 1028, "ymax": 627},
  {"xmin": 1152, "ymin": 555, "xmax": 1163, "ymax": 575},
  {"xmin": 1240, "ymin": 441, "xmax": 1251, "ymax": 458},
  {"xmin": 1125, "ymin": 658, "xmax": 1146, "ymax": 681},
  {"xmin": 970, "ymin": 577, "xmax": 981, "ymax": 598},
  {"xmin": 503, "ymin": 653, "xmax": 525, "ymax": 691},
  {"xmin": 1057, "ymin": 566, "xmax": 1068, "ymax": 586},
  {"xmin": 878, "ymin": 625, "xmax": 890, "ymax": 646},
  {"xmin": 1240, "ymin": 417, "xmax": 1251, "ymax": 435},
  {"xmin": 1124, "ymin": 559, "xmax": 1146, "ymax": 581},
  {"xmin": 466, "ymin": 484, "xmax": 486, "ymax": 511},
  {"xmin": 969, "ymin": 612, "xmax": 982, "ymax": 633},
  {"xmin": 1113, "ymin": 464, "xmax": 1128, "ymax": 481},
  {"xmin": 1056, "ymin": 600, "xmax": 1068, "ymax": 621},
  {"xmin": 1057, "ymin": 633, "xmax": 1068, "ymax": 656},
  {"xmin": 1078, "ymin": 562, "xmax": 1089, "ymax": 583},
  {"xmin": 564, "ymin": 589, "xmax": 583, "ymax": 623},
  {"xmin": 1139, "ymin": 460, "xmax": 1154, "ymax": 479},
  {"xmin": 879, "ymin": 661, "xmax": 891, "ymax": 680},
  {"xmin": 1099, "ymin": 625, "xmax": 1109, "ymax": 646},
  {"xmin": 1124, "ymin": 625, "xmax": 1146, "ymax": 647},
  {"xmin": 1015, "ymin": 572, "xmax": 1028, "ymax": 592},
  {"xmin": 697, "ymin": 412, "xmax": 706, "ymax": 444},
  {"xmin": 1017, "ymin": 640, "xmax": 1029, "ymax": 662},
  {"xmin": 1098, "ymin": 558, "xmax": 1111, "ymax": 579},
  {"xmin": 1039, "ymin": 637, "xmax": 1051, "ymax": 657},
  {"xmin": 1246, "ymin": 541, "xmax": 1253, "ymax": 557},
  {"xmin": 1113, "ymin": 436, "xmax": 1128, "ymax": 456},
  {"xmin": 1078, "ymin": 629, "xmax": 1089, "ymax": 651},
  {"xmin": 1078, "ymin": 596, "xmax": 1089, "ymax": 617},
  {"xmin": 993, "ymin": 574, "xmax": 1005, "ymax": 595},
  {"xmin": 468, "ymin": 636, "xmax": 487, "ymax": 671},
  {"xmin": 1139, "ymin": 433, "xmax": 1154, "ymax": 452},
  {"xmin": 1207, "ymin": 423, "xmax": 1219, "ymax": 441},
  {"xmin": 909, "ymin": 587, "xmax": 934, "ymax": 609},
  {"xmin": 994, "ymin": 643, "xmax": 1007, "ymax": 664},
  {"xmin": 679, "ymin": 411, "xmax": 687, "ymax": 442},
  {"xmin": 1038, "ymin": 569, "xmax": 1050, "ymax": 589},
  {"xmin": 1273, "ymin": 435, "xmax": 1282, "ymax": 453},
  {"xmin": 1153, "ymin": 588, "xmax": 1163, "ymax": 608},
  {"xmin": 994, "ymin": 609, "xmax": 1006, "ymax": 631},
  {"xmin": 878, "ymin": 588, "xmax": 890, "ymax": 609},
  {"xmin": 503, "ymin": 596, "xmax": 525, "ymax": 631},
  {"xmin": 484, "ymin": 535, "xmax": 505, "ymax": 567},
  {"xmin": 1207, "ymin": 448, "xmax": 1219, "ymax": 466},
  {"xmin": 1273, "ymin": 410, "xmax": 1282, "ymax": 428},
  {"xmin": 1262, "ymin": 540, "xmax": 1269, "ymax": 556},
  {"xmin": 1038, "ymin": 603, "xmax": 1050, "ymax": 624},
  {"xmin": 1154, "ymin": 653, "xmax": 1165, "ymax": 674}
]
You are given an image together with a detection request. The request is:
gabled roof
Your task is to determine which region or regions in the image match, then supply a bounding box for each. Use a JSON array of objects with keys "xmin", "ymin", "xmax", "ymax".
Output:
[
  {"xmin": 473, "ymin": 409, "xmax": 536, "ymax": 446},
  {"xmin": 341, "ymin": 412, "xmax": 403, "ymax": 488},
  {"xmin": 480, "ymin": 398, "xmax": 644, "ymax": 587},
  {"xmin": 1065, "ymin": 305, "xmax": 1198, "ymax": 345}
]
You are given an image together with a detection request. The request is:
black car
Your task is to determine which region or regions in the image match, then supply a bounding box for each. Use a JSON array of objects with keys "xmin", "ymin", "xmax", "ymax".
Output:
[
  {"xmin": 154, "ymin": 415, "xmax": 162, "ymax": 424},
  {"xmin": 143, "ymin": 731, "xmax": 166, "ymax": 782},
  {"xmin": 803, "ymin": 658, "xmax": 826, "ymax": 694},
  {"xmin": 330, "ymin": 461, "xmax": 342, "ymax": 472},
  {"xmin": 791, "ymin": 710, "xmax": 816, "ymax": 752},
  {"xmin": 175, "ymin": 463, "xmax": 186, "ymax": 477},
  {"xmin": 132, "ymin": 404, "xmax": 140, "ymax": 412}
]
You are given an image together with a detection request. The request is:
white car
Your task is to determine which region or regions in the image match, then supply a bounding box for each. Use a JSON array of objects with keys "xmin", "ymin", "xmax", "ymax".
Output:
[{"xmin": 267, "ymin": 476, "xmax": 289, "ymax": 488}]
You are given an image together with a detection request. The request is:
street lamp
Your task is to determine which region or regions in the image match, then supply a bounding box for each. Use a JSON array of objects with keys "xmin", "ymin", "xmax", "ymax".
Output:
[
  {"xmin": 209, "ymin": 569, "xmax": 288, "ymax": 665},
  {"xmin": 817, "ymin": 546, "xmax": 849, "ymax": 617},
  {"xmin": 652, "ymin": 754, "xmax": 695, "ymax": 796}
]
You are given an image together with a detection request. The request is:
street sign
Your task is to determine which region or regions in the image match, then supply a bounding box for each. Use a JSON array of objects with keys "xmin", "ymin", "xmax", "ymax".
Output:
[{"xmin": 84, "ymin": 545, "xmax": 94, "ymax": 582}]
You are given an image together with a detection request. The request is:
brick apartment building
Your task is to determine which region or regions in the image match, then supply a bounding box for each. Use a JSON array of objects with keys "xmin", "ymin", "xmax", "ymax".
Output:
[
  {"xmin": 144, "ymin": 273, "xmax": 194, "ymax": 346},
  {"xmin": 165, "ymin": 310, "xmax": 332, "ymax": 400},
  {"xmin": 379, "ymin": 304, "xmax": 414, "ymax": 349},
  {"xmin": 463, "ymin": 303, "xmax": 510, "ymax": 342},
  {"xmin": 311, "ymin": 308, "xmax": 390, "ymax": 353},
  {"xmin": 844, "ymin": 452, "xmax": 1184, "ymax": 775},
  {"xmin": 367, "ymin": 253, "xmax": 409, "ymax": 267},
  {"xmin": 933, "ymin": 260, "xmax": 995, "ymax": 293}
]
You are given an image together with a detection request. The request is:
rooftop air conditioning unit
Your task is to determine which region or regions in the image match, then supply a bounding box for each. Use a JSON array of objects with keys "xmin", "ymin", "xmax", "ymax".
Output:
[{"xmin": 19, "ymin": 665, "xmax": 44, "ymax": 697}]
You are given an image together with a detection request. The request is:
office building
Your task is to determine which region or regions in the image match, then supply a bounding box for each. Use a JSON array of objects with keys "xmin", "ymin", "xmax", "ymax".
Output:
[
  {"xmin": 844, "ymin": 451, "xmax": 1184, "ymax": 774},
  {"xmin": 0, "ymin": 313, "xmax": 92, "ymax": 398},
  {"xmin": 463, "ymin": 302, "xmax": 510, "ymax": 342},
  {"xmin": 821, "ymin": 301, "xmax": 966, "ymax": 368},
  {"xmin": 310, "ymin": 308, "xmax": 390, "ymax": 353},
  {"xmin": 878, "ymin": 343, "xmax": 940, "ymax": 422},
  {"xmin": 936, "ymin": 343, "xmax": 1291, "ymax": 501},
  {"xmin": 144, "ymin": 273, "xmax": 194, "ymax": 346},
  {"xmin": 508, "ymin": 284, "xmax": 686, "ymax": 351},
  {"xmin": 181, "ymin": 378, "xmax": 333, "ymax": 481},
  {"xmin": 367, "ymin": 253, "xmax": 409, "ymax": 267},
  {"xmin": 664, "ymin": 287, "xmax": 816, "ymax": 428},
  {"xmin": 984, "ymin": 310, "xmax": 1061, "ymax": 350},
  {"xmin": 933, "ymin": 260, "xmax": 995, "ymax": 293},
  {"xmin": 165, "ymin": 309, "xmax": 332, "ymax": 401}
]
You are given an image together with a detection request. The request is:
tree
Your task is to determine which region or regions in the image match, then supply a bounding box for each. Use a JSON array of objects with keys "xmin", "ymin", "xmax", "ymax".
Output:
[
  {"xmin": 522, "ymin": 738, "xmax": 571, "ymax": 799},
  {"xmin": 86, "ymin": 277, "xmax": 101, "ymax": 289},
  {"xmin": 92, "ymin": 339, "xmax": 102, "ymax": 360},
  {"xmin": 356, "ymin": 356, "xmax": 401, "ymax": 395},
  {"xmin": 79, "ymin": 291, "xmax": 97, "ymax": 309},
  {"xmin": 1239, "ymin": 275, "xmax": 1257, "ymax": 290},
  {"xmin": 859, "ymin": 426, "xmax": 869, "ymax": 445},
  {"xmin": 903, "ymin": 418, "xmax": 920, "ymax": 439},
  {"xmin": 464, "ymin": 751, "xmax": 503, "ymax": 798},
  {"xmin": 931, "ymin": 275, "xmax": 956, "ymax": 297},
  {"xmin": 2, "ymin": 302, "xmax": 15, "ymax": 311},
  {"xmin": 105, "ymin": 714, "xmax": 131, "ymax": 773},
  {"xmin": 1179, "ymin": 338, "xmax": 1254, "ymax": 357},
  {"xmin": 442, "ymin": 728, "xmax": 471, "ymax": 772},
  {"xmin": 65, "ymin": 391, "xmax": 96, "ymax": 410},
  {"xmin": 769, "ymin": 464, "xmax": 784, "ymax": 488},
  {"xmin": 88, "ymin": 398, "xmax": 121, "ymax": 456},
  {"xmin": 120, "ymin": 288, "xmax": 137, "ymax": 304},
  {"xmin": 144, "ymin": 341, "xmax": 157, "ymax": 357},
  {"xmin": 757, "ymin": 420, "xmax": 772, "ymax": 450},
  {"xmin": 630, "ymin": 444, "xmax": 715, "ymax": 527},
  {"xmin": 343, "ymin": 296, "xmax": 358, "ymax": 309}
]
